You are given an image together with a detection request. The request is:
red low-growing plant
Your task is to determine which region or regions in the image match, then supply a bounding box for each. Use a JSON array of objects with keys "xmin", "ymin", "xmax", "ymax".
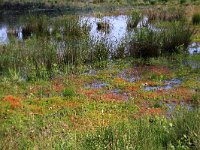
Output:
[{"xmin": 3, "ymin": 95, "xmax": 21, "ymax": 108}]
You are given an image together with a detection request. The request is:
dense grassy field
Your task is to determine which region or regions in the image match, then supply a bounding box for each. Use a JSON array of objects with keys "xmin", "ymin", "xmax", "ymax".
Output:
[
  {"xmin": 0, "ymin": 2, "xmax": 200, "ymax": 150},
  {"xmin": 1, "ymin": 56, "xmax": 200, "ymax": 149}
]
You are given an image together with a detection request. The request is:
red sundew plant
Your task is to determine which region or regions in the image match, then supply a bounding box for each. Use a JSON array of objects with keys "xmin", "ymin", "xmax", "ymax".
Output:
[
  {"xmin": 101, "ymin": 93, "xmax": 127, "ymax": 101},
  {"xmin": 149, "ymin": 66, "xmax": 171, "ymax": 76},
  {"xmin": 52, "ymin": 83, "xmax": 65, "ymax": 93},
  {"xmin": 3, "ymin": 95, "xmax": 21, "ymax": 108},
  {"xmin": 78, "ymin": 89, "xmax": 100, "ymax": 99},
  {"xmin": 147, "ymin": 108, "xmax": 162, "ymax": 115},
  {"xmin": 124, "ymin": 86, "xmax": 140, "ymax": 92},
  {"xmin": 170, "ymin": 87, "xmax": 196, "ymax": 102},
  {"xmin": 134, "ymin": 107, "xmax": 163, "ymax": 119}
]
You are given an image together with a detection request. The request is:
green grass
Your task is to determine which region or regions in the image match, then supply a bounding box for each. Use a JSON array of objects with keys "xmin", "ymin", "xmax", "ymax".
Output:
[
  {"xmin": 0, "ymin": 55, "xmax": 200, "ymax": 149},
  {"xmin": 192, "ymin": 13, "xmax": 200, "ymax": 25}
]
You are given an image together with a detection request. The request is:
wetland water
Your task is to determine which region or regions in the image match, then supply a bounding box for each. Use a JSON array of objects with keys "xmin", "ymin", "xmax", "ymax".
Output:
[{"xmin": 1, "ymin": 10, "xmax": 200, "ymax": 54}]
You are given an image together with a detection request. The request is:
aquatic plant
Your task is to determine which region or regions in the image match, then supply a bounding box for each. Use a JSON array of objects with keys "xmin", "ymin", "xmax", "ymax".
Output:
[
  {"xmin": 161, "ymin": 22, "xmax": 193, "ymax": 54},
  {"xmin": 97, "ymin": 22, "xmax": 110, "ymax": 33},
  {"xmin": 129, "ymin": 27, "xmax": 161, "ymax": 58},
  {"xmin": 127, "ymin": 10, "xmax": 142, "ymax": 29},
  {"xmin": 129, "ymin": 21, "xmax": 193, "ymax": 58}
]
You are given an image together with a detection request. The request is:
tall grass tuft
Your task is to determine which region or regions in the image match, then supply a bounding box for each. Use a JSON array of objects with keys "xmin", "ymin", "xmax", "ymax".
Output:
[
  {"xmin": 128, "ymin": 21, "xmax": 193, "ymax": 58},
  {"xmin": 192, "ymin": 13, "xmax": 200, "ymax": 25},
  {"xmin": 127, "ymin": 10, "xmax": 142, "ymax": 29},
  {"xmin": 129, "ymin": 27, "xmax": 161, "ymax": 58},
  {"xmin": 161, "ymin": 22, "xmax": 193, "ymax": 54}
]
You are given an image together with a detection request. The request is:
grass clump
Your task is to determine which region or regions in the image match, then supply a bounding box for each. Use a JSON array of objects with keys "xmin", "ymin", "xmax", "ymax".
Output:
[
  {"xmin": 127, "ymin": 10, "xmax": 142, "ymax": 29},
  {"xmin": 129, "ymin": 27, "xmax": 161, "ymax": 58},
  {"xmin": 192, "ymin": 13, "xmax": 200, "ymax": 25},
  {"xmin": 161, "ymin": 22, "xmax": 193, "ymax": 54},
  {"xmin": 62, "ymin": 88, "xmax": 76, "ymax": 97},
  {"xmin": 129, "ymin": 21, "xmax": 193, "ymax": 58}
]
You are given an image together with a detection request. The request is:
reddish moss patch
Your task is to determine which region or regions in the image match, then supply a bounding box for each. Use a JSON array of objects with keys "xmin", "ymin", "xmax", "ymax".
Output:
[
  {"xmin": 3, "ymin": 95, "xmax": 21, "ymax": 108},
  {"xmin": 78, "ymin": 88, "xmax": 100, "ymax": 99},
  {"xmin": 134, "ymin": 106, "xmax": 163, "ymax": 119},
  {"xmin": 101, "ymin": 93, "xmax": 127, "ymax": 101},
  {"xmin": 65, "ymin": 101, "xmax": 81, "ymax": 108}
]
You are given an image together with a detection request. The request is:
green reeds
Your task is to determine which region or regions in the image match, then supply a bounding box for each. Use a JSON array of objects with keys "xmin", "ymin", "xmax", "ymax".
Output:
[
  {"xmin": 129, "ymin": 27, "xmax": 161, "ymax": 58},
  {"xmin": 192, "ymin": 13, "xmax": 200, "ymax": 25},
  {"xmin": 129, "ymin": 21, "xmax": 193, "ymax": 58},
  {"xmin": 127, "ymin": 10, "xmax": 142, "ymax": 29},
  {"xmin": 161, "ymin": 22, "xmax": 193, "ymax": 54}
]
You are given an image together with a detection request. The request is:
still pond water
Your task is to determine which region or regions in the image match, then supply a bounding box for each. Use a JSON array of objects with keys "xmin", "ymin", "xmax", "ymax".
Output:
[{"xmin": 0, "ymin": 10, "xmax": 199, "ymax": 54}]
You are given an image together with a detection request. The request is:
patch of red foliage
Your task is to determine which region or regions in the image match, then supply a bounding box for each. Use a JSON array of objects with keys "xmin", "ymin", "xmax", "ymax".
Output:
[
  {"xmin": 134, "ymin": 106, "xmax": 162, "ymax": 119},
  {"xmin": 101, "ymin": 93, "xmax": 127, "ymax": 101},
  {"xmin": 149, "ymin": 65, "xmax": 171, "ymax": 76},
  {"xmin": 68, "ymin": 114, "xmax": 90, "ymax": 130},
  {"xmin": 78, "ymin": 88, "xmax": 100, "ymax": 99},
  {"xmin": 169, "ymin": 87, "xmax": 196, "ymax": 102},
  {"xmin": 3, "ymin": 95, "xmax": 21, "ymax": 108},
  {"xmin": 52, "ymin": 83, "xmax": 64, "ymax": 93},
  {"xmin": 65, "ymin": 101, "xmax": 81, "ymax": 108},
  {"xmin": 125, "ymin": 86, "xmax": 140, "ymax": 92}
]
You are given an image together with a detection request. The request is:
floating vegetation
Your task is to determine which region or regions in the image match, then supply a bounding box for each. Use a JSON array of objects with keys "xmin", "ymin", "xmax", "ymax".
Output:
[{"xmin": 97, "ymin": 21, "xmax": 110, "ymax": 32}]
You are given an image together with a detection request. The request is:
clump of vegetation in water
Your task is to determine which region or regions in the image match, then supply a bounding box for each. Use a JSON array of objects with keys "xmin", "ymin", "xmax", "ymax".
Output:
[
  {"xmin": 129, "ymin": 27, "xmax": 161, "ymax": 58},
  {"xmin": 129, "ymin": 21, "xmax": 193, "ymax": 58},
  {"xmin": 97, "ymin": 22, "xmax": 110, "ymax": 33},
  {"xmin": 127, "ymin": 10, "xmax": 142, "ymax": 29},
  {"xmin": 161, "ymin": 22, "xmax": 193, "ymax": 54}
]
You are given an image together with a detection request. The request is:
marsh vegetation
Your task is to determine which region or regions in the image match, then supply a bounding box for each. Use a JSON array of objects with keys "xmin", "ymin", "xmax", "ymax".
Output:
[{"xmin": 0, "ymin": 2, "xmax": 200, "ymax": 150}]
